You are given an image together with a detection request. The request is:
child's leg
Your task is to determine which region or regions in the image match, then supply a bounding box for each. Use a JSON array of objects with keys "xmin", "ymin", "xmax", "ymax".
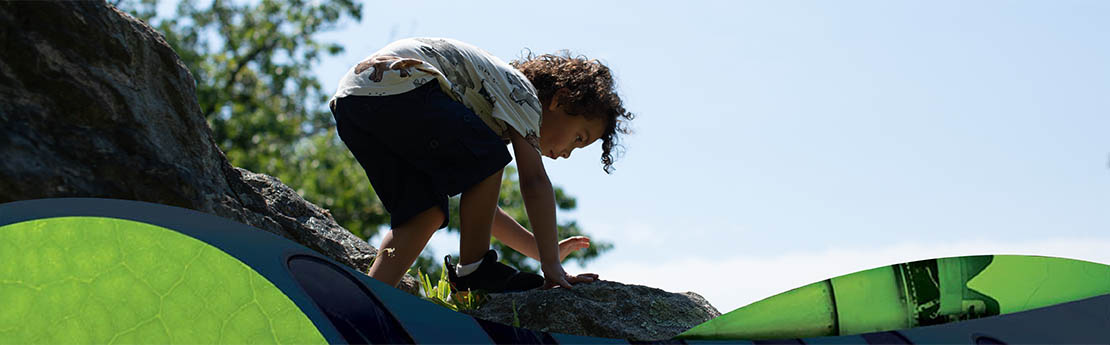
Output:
[
  {"xmin": 367, "ymin": 206, "xmax": 445, "ymax": 286},
  {"xmin": 458, "ymin": 168, "xmax": 504, "ymax": 265}
]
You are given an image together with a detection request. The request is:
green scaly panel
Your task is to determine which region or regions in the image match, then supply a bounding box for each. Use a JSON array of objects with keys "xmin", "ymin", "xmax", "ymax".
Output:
[
  {"xmin": 0, "ymin": 217, "xmax": 327, "ymax": 345},
  {"xmin": 968, "ymin": 255, "xmax": 1110, "ymax": 314},
  {"xmin": 679, "ymin": 255, "xmax": 1110, "ymax": 341}
]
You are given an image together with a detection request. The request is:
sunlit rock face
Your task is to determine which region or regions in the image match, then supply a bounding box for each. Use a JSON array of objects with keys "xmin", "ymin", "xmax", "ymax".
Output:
[
  {"xmin": 0, "ymin": 1, "xmax": 419, "ymax": 294},
  {"xmin": 463, "ymin": 280, "xmax": 720, "ymax": 340}
]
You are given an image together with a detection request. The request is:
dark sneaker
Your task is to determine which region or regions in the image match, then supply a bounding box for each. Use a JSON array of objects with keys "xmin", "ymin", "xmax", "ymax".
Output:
[{"xmin": 445, "ymin": 250, "xmax": 544, "ymax": 293}]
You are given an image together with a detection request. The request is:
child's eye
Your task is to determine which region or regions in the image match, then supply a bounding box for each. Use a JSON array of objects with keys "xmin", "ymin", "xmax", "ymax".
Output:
[{"xmin": 576, "ymin": 135, "xmax": 583, "ymax": 143}]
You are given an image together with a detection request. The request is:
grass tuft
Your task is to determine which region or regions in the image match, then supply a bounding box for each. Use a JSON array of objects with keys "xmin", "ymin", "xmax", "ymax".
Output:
[
  {"xmin": 511, "ymin": 299, "xmax": 520, "ymax": 327},
  {"xmin": 415, "ymin": 262, "xmax": 485, "ymax": 311}
]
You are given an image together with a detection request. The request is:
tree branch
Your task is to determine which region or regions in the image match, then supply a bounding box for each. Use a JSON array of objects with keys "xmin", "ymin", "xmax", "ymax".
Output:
[
  {"xmin": 202, "ymin": 38, "xmax": 280, "ymax": 119},
  {"xmin": 225, "ymin": 39, "xmax": 279, "ymax": 92}
]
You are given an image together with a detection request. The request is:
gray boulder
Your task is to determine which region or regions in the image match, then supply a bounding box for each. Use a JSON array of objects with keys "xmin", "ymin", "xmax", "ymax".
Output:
[
  {"xmin": 462, "ymin": 280, "xmax": 721, "ymax": 340},
  {"xmin": 0, "ymin": 1, "xmax": 420, "ymax": 294}
]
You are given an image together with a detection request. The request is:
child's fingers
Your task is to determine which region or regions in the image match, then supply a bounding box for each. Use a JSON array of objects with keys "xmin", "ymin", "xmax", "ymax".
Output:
[
  {"xmin": 561, "ymin": 236, "xmax": 590, "ymax": 248},
  {"xmin": 567, "ymin": 276, "xmax": 589, "ymax": 284},
  {"xmin": 575, "ymin": 238, "xmax": 590, "ymax": 249},
  {"xmin": 554, "ymin": 274, "xmax": 574, "ymax": 289},
  {"xmin": 571, "ymin": 273, "xmax": 598, "ymax": 283},
  {"xmin": 542, "ymin": 276, "xmax": 573, "ymax": 290},
  {"xmin": 563, "ymin": 241, "xmax": 588, "ymax": 250},
  {"xmin": 558, "ymin": 238, "xmax": 591, "ymax": 261},
  {"xmin": 572, "ymin": 241, "xmax": 589, "ymax": 251}
]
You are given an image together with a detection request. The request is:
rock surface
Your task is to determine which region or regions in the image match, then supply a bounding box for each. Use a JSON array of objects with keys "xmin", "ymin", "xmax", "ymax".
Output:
[
  {"xmin": 0, "ymin": 1, "xmax": 419, "ymax": 293},
  {"xmin": 0, "ymin": 4, "xmax": 720, "ymax": 333},
  {"xmin": 462, "ymin": 280, "xmax": 721, "ymax": 340}
]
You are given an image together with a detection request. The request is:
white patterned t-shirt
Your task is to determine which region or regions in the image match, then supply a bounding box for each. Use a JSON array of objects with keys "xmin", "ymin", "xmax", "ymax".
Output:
[{"xmin": 330, "ymin": 37, "xmax": 543, "ymax": 151}]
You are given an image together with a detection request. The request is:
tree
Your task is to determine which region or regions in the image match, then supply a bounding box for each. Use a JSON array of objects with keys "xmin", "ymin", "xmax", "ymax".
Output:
[
  {"xmin": 114, "ymin": 0, "xmax": 611, "ymax": 278},
  {"xmin": 117, "ymin": 0, "xmax": 385, "ymax": 237}
]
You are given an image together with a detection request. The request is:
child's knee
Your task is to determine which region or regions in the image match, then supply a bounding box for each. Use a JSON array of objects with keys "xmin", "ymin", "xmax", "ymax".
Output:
[
  {"xmin": 430, "ymin": 207, "xmax": 447, "ymax": 231},
  {"xmin": 463, "ymin": 168, "xmax": 505, "ymax": 196},
  {"xmin": 395, "ymin": 206, "xmax": 446, "ymax": 235},
  {"xmin": 421, "ymin": 206, "xmax": 447, "ymax": 232}
]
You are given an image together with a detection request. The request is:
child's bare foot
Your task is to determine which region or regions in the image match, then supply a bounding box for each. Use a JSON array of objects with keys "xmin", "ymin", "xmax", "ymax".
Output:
[{"xmin": 558, "ymin": 236, "xmax": 591, "ymax": 261}]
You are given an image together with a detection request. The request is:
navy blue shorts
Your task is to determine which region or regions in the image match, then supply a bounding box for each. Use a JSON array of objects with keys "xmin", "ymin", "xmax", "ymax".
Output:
[{"xmin": 331, "ymin": 81, "xmax": 513, "ymax": 230}]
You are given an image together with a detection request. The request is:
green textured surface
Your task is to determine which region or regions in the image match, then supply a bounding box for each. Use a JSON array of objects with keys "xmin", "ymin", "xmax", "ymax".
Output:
[
  {"xmin": 936, "ymin": 258, "xmax": 965, "ymax": 315},
  {"xmin": 679, "ymin": 255, "xmax": 1110, "ymax": 341},
  {"xmin": 678, "ymin": 281, "xmax": 836, "ymax": 340},
  {"xmin": 829, "ymin": 266, "xmax": 909, "ymax": 335},
  {"xmin": 967, "ymin": 255, "xmax": 1110, "ymax": 314},
  {"xmin": 0, "ymin": 217, "xmax": 327, "ymax": 345}
]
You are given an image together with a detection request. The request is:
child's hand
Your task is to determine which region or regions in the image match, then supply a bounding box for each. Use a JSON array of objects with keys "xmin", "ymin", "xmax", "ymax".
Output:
[
  {"xmin": 354, "ymin": 55, "xmax": 429, "ymax": 82},
  {"xmin": 558, "ymin": 236, "xmax": 591, "ymax": 262},
  {"xmin": 541, "ymin": 262, "xmax": 599, "ymax": 290}
]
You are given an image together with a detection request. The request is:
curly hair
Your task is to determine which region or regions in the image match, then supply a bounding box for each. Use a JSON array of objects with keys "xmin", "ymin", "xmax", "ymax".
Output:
[{"xmin": 511, "ymin": 51, "xmax": 634, "ymax": 174}]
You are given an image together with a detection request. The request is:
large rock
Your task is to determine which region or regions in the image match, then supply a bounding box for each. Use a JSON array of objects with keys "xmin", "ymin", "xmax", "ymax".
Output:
[
  {"xmin": 462, "ymin": 280, "xmax": 721, "ymax": 340},
  {"xmin": 0, "ymin": 1, "xmax": 419, "ymax": 293}
]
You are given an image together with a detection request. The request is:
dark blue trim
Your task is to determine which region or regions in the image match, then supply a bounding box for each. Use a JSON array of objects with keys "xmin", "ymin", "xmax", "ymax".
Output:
[{"xmin": 0, "ymin": 198, "xmax": 355, "ymax": 344}]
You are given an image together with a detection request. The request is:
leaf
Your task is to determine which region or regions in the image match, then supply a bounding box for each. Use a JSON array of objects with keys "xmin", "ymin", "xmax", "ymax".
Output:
[
  {"xmin": 0, "ymin": 217, "xmax": 327, "ymax": 344},
  {"xmin": 512, "ymin": 299, "xmax": 520, "ymax": 327}
]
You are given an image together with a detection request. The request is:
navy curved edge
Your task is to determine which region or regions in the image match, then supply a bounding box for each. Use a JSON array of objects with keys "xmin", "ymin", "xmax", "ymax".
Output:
[{"xmin": 2, "ymin": 198, "xmax": 1108, "ymax": 344}]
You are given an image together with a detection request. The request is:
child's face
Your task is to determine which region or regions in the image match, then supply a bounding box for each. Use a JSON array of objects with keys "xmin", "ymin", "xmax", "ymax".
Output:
[{"xmin": 539, "ymin": 90, "xmax": 606, "ymax": 160}]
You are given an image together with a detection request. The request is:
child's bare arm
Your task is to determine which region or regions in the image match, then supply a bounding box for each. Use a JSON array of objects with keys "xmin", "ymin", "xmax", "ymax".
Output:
[
  {"xmin": 507, "ymin": 130, "xmax": 597, "ymax": 288},
  {"xmin": 507, "ymin": 129, "xmax": 566, "ymax": 287},
  {"xmin": 490, "ymin": 207, "xmax": 591, "ymax": 262}
]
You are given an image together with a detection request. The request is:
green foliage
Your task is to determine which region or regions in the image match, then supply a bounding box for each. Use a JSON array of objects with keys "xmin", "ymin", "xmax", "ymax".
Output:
[
  {"xmin": 511, "ymin": 299, "xmax": 521, "ymax": 327},
  {"xmin": 415, "ymin": 264, "xmax": 482, "ymax": 312},
  {"xmin": 115, "ymin": 0, "xmax": 382, "ymax": 238},
  {"xmin": 113, "ymin": 0, "xmax": 610, "ymax": 278}
]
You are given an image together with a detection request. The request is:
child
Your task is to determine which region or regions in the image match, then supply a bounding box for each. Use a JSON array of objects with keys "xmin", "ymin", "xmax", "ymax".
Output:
[{"xmin": 329, "ymin": 37, "xmax": 633, "ymax": 293}]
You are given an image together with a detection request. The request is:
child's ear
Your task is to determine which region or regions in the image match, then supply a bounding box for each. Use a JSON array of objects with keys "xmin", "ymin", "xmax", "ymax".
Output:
[{"xmin": 548, "ymin": 88, "xmax": 570, "ymax": 111}]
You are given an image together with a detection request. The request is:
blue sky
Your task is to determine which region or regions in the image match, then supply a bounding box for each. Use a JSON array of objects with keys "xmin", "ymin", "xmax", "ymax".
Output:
[{"xmin": 309, "ymin": 0, "xmax": 1110, "ymax": 311}]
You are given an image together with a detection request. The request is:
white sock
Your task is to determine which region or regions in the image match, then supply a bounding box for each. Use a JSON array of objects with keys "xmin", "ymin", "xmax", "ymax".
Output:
[{"xmin": 456, "ymin": 257, "xmax": 484, "ymax": 277}]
